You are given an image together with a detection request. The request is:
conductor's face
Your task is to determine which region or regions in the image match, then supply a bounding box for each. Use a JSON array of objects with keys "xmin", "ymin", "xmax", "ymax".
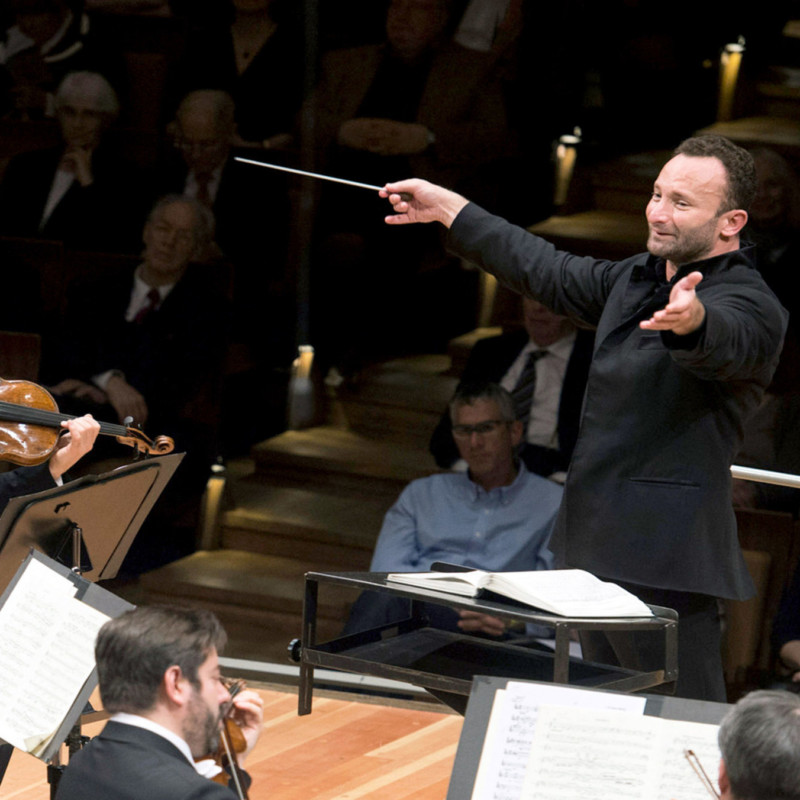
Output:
[
  {"xmin": 182, "ymin": 647, "xmax": 231, "ymax": 758},
  {"xmin": 646, "ymin": 154, "xmax": 730, "ymax": 268}
]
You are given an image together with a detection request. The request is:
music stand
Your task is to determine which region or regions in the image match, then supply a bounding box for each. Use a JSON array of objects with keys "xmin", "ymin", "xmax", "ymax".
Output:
[
  {"xmin": 0, "ymin": 453, "xmax": 181, "ymax": 793},
  {"xmin": 0, "ymin": 453, "xmax": 183, "ymax": 590}
]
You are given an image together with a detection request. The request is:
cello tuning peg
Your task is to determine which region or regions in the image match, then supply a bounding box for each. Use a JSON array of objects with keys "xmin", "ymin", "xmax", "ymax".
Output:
[{"xmin": 122, "ymin": 416, "xmax": 134, "ymax": 427}]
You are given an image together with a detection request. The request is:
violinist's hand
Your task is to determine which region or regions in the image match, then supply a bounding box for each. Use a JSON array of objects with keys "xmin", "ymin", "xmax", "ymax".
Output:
[
  {"xmin": 230, "ymin": 688, "xmax": 264, "ymax": 764},
  {"xmin": 49, "ymin": 414, "xmax": 100, "ymax": 480},
  {"xmin": 105, "ymin": 375, "xmax": 149, "ymax": 426},
  {"xmin": 49, "ymin": 378, "xmax": 108, "ymax": 405},
  {"xmin": 381, "ymin": 178, "xmax": 468, "ymax": 228},
  {"xmin": 60, "ymin": 145, "xmax": 94, "ymax": 187},
  {"xmin": 338, "ymin": 118, "xmax": 430, "ymax": 155},
  {"xmin": 457, "ymin": 610, "xmax": 507, "ymax": 637}
]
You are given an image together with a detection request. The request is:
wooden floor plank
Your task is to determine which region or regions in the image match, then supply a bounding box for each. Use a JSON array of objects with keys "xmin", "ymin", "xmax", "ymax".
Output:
[{"xmin": 2, "ymin": 687, "xmax": 461, "ymax": 800}]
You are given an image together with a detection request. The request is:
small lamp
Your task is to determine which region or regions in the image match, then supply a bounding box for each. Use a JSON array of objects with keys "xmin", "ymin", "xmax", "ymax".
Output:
[
  {"xmin": 717, "ymin": 36, "xmax": 745, "ymax": 122},
  {"xmin": 554, "ymin": 127, "xmax": 582, "ymax": 209}
]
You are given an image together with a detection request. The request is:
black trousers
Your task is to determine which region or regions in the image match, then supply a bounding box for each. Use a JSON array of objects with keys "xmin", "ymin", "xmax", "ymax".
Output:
[{"xmin": 580, "ymin": 584, "xmax": 727, "ymax": 702}]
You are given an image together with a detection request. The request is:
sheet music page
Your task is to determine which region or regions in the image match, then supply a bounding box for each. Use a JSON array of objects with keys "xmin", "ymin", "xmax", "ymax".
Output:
[
  {"xmin": 656, "ymin": 717, "xmax": 721, "ymax": 800},
  {"xmin": 470, "ymin": 683, "xmax": 646, "ymax": 800},
  {"xmin": 0, "ymin": 558, "xmax": 110, "ymax": 753},
  {"xmin": 520, "ymin": 706, "xmax": 721, "ymax": 800}
]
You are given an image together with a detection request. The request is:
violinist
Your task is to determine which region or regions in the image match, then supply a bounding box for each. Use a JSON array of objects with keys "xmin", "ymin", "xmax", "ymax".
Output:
[
  {"xmin": 0, "ymin": 414, "xmax": 100, "ymax": 514},
  {"xmin": 55, "ymin": 605, "xmax": 264, "ymax": 800}
]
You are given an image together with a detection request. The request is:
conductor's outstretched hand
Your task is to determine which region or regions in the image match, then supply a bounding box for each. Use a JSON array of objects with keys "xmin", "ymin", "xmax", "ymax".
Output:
[
  {"xmin": 381, "ymin": 179, "xmax": 469, "ymax": 228},
  {"xmin": 639, "ymin": 271, "xmax": 706, "ymax": 336}
]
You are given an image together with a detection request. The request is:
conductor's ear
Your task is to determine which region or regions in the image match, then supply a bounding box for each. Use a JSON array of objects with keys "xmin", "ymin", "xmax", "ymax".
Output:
[{"xmin": 720, "ymin": 208, "xmax": 747, "ymax": 239}]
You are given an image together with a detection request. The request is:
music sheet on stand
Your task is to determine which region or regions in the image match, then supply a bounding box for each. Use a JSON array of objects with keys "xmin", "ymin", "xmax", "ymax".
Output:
[
  {"xmin": 0, "ymin": 558, "xmax": 110, "ymax": 755},
  {"xmin": 470, "ymin": 682, "xmax": 646, "ymax": 800},
  {"xmin": 523, "ymin": 705, "xmax": 720, "ymax": 800}
]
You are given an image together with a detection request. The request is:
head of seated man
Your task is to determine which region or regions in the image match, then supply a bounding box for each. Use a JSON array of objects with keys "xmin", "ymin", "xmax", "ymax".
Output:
[
  {"xmin": 141, "ymin": 195, "xmax": 215, "ymax": 286},
  {"xmin": 717, "ymin": 689, "xmax": 800, "ymax": 800},
  {"xmin": 54, "ymin": 71, "xmax": 119, "ymax": 153},
  {"xmin": 385, "ymin": 0, "xmax": 454, "ymax": 62},
  {"xmin": 522, "ymin": 296, "xmax": 576, "ymax": 347},
  {"xmin": 449, "ymin": 381, "xmax": 522, "ymax": 491},
  {"xmin": 170, "ymin": 90, "xmax": 237, "ymax": 180}
]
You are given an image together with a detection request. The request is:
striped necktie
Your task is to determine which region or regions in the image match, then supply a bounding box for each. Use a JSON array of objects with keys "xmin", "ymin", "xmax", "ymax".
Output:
[{"xmin": 511, "ymin": 350, "xmax": 546, "ymax": 428}]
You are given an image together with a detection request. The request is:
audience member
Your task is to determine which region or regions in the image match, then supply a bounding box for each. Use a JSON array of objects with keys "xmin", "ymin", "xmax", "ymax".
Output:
[
  {"xmin": 431, "ymin": 297, "xmax": 593, "ymax": 480},
  {"xmin": 344, "ymin": 381, "xmax": 562, "ymax": 635},
  {"xmin": 732, "ymin": 391, "xmax": 800, "ymax": 514},
  {"xmin": 309, "ymin": 0, "xmax": 512, "ymax": 366},
  {"xmin": 42, "ymin": 194, "xmax": 230, "ymax": 570},
  {"xmin": 0, "ymin": 70, "xmax": 145, "ymax": 251},
  {"xmin": 0, "ymin": 0, "xmax": 124, "ymax": 120},
  {"xmin": 157, "ymin": 88, "xmax": 290, "ymax": 338},
  {"xmin": 747, "ymin": 147, "xmax": 800, "ymax": 394},
  {"xmin": 716, "ymin": 690, "xmax": 800, "ymax": 800},
  {"xmin": 772, "ymin": 557, "xmax": 800, "ymax": 683},
  {"xmin": 171, "ymin": 0, "xmax": 306, "ymax": 145},
  {"xmin": 55, "ymin": 605, "xmax": 265, "ymax": 800}
]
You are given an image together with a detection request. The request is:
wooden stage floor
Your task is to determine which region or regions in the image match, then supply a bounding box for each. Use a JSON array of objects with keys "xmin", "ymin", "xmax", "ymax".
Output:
[{"xmin": 2, "ymin": 686, "xmax": 463, "ymax": 800}]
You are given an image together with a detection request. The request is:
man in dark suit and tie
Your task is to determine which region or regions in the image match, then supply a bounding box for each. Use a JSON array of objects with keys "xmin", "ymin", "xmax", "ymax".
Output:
[
  {"xmin": 430, "ymin": 296, "xmax": 593, "ymax": 481},
  {"xmin": 54, "ymin": 605, "xmax": 264, "ymax": 800},
  {"xmin": 159, "ymin": 89, "xmax": 290, "ymax": 348}
]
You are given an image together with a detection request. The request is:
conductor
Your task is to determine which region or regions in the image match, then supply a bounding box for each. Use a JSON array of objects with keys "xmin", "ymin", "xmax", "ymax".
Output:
[{"xmin": 380, "ymin": 134, "xmax": 788, "ymax": 701}]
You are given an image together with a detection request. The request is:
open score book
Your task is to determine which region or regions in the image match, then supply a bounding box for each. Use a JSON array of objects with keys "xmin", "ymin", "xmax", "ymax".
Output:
[{"xmin": 386, "ymin": 568, "xmax": 654, "ymax": 618}]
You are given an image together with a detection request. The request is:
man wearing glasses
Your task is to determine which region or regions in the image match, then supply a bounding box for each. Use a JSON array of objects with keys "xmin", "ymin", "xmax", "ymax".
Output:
[{"xmin": 344, "ymin": 381, "xmax": 563, "ymax": 636}]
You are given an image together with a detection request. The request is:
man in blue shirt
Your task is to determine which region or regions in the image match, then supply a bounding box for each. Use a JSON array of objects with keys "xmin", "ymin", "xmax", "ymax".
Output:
[{"xmin": 344, "ymin": 381, "xmax": 563, "ymax": 635}]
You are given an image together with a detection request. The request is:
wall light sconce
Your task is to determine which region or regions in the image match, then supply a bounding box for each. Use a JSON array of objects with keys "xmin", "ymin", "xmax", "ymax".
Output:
[
  {"xmin": 718, "ymin": 36, "xmax": 745, "ymax": 122},
  {"xmin": 554, "ymin": 127, "xmax": 582, "ymax": 209}
]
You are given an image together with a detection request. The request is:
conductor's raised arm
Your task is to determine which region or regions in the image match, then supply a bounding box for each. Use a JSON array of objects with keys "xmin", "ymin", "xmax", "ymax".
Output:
[{"xmin": 381, "ymin": 179, "xmax": 469, "ymax": 228}]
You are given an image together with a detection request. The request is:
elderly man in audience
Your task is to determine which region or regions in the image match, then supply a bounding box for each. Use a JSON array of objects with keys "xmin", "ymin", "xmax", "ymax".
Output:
[
  {"xmin": 344, "ymin": 381, "xmax": 563, "ymax": 636},
  {"xmin": 42, "ymin": 194, "xmax": 230, "ymax": 571},
  {"xmin": 158, "ymin": 88, "xmax": 289, "ymax": 344},
  {"xmin": 0, "ymin": 70, "xmax": 145, "ymax": 250}
]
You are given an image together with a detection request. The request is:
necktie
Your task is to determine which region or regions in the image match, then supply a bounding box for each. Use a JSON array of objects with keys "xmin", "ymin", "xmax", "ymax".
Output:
[
  {"xmin": 512, "ymin": 350, "xmax": 546, "ymax": 428},
  {"xmin": 195, "ymin": 172, "xmax": 212, "ymax": 207},
  {"xmin": 135, "ymin": 288, "xmax": 161, "ymax": 324}
]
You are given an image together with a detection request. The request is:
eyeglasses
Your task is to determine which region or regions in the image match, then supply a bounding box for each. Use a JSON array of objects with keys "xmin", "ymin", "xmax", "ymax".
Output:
[{"xmin": 451, "ymin": 419, "xmax": 509, "ymax": 438}]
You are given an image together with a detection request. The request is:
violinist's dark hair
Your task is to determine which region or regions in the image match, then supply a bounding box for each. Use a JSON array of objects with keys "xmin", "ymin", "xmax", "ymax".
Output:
[{"xmin": 96, "ymin": 605, "xmax": 226, "ymax": 713}]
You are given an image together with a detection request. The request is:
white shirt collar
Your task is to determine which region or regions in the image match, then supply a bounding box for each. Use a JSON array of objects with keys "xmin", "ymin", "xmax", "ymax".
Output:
[{"xmin": 110, "ymin": 713, "xmax": 224, "ymax": 778}]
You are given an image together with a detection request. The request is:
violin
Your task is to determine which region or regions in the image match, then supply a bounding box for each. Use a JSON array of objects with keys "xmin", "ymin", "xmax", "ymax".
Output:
[
  {"xmin": 0, "ymin": 377, "xmax": 174, "ymax": 465},
  {"xmin": 206, "ymin": 678, "xmax": 249, "ymax": 800}
]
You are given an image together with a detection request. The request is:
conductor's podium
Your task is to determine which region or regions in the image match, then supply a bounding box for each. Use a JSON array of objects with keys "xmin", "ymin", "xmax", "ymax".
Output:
[{"xmin": 297, "ymin": 571, "xmax": 679, "ymax": 715}]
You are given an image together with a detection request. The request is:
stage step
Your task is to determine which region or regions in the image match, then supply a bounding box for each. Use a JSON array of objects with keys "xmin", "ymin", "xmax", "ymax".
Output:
[
  {"xmin": 527, "ymin": 210, "xmax": 648, "ymax": 261},
  {"xmin": 251, "ymin": 425, "xmax": 438, "ymax": 498},
  {"xmin": 138, "ymin": 550, "xmax": 361, "ymax": 661},
  {"xmin": 219, "ymin": 480, "xmax": 389, "ymax": 565}
]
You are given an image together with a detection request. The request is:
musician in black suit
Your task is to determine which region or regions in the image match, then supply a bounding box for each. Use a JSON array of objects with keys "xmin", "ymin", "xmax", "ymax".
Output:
[
  {"xmin": 54, "ymin": 605, "xmax": 264, "ymax": 800},
  {"xmin": 431, "ymin": 297, "xmax": 593, "ymax": 480},
  {"xmin": 0, "ymin": 414, "xmax": 100, "ymax": 514}
]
